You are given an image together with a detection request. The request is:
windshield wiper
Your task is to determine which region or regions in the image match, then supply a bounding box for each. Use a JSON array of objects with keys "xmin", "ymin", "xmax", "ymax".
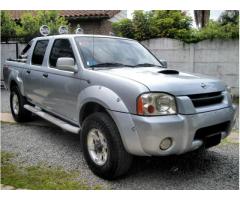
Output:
[
  {"xmin": 89, "ymin": 62, "xmax": 133, "ymax": 68},
  {"xmin": 134, "ymin": 63, "xmax": 162, "ymax": 67}
]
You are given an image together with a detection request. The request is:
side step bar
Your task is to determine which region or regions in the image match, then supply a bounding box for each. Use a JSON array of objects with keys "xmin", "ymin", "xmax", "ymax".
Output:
[{"xmin": 24, "ymin": 104, "xmax": 80, "ymax": 134}]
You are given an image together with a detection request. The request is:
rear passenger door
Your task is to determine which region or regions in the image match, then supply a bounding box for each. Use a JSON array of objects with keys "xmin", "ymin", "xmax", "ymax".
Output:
[{"xmin": 24, "ymin": 39, "xmax": 49, "ymax": 105}]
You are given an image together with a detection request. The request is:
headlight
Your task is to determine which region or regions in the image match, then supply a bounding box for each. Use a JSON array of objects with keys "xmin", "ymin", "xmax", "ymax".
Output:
[{"xmin": 137, "ymin": 93, "xmax": 177, "ymax": 116}]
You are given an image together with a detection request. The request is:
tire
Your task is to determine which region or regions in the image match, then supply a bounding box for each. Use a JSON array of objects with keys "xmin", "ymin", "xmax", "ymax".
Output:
[
  {"xmin": 10, "ymin": 86, "xmax": 32, "ymax": 122},
  {"xmin": 81, "ymin": 112, "xmax": 133, "ymax": 180}
]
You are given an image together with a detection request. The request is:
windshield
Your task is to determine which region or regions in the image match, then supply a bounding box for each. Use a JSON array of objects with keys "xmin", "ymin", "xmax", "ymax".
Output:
[{"xmin": 75, "ymin": 36, "xmax": 162, "ymax": 68}]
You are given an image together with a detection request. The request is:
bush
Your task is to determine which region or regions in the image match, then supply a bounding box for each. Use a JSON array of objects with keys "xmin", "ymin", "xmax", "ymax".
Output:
[
  {"xmin": 1, "ymin": 11, "xmax": 17, "ymax": 42},
  {"xmin": 16, "ymin": 11, "xmax": 68, "ymax": 42},
  {"xmin": 113, "ymin": 10, "xmax": 193, "ymax": 41},
  {"xmin": 219, "ymin": 10, "xmax": 239, "ymax": 25},
  {"xmin": 112, "ymin": 18, "xmax": 134, "ymax": 39},
  {"xmin": 112, "ymin": 10, "xmax": 239, "ymax": 43},
  {"xmin": 0, "ymin": 11, "xmax": 68, "ymax": 43}
]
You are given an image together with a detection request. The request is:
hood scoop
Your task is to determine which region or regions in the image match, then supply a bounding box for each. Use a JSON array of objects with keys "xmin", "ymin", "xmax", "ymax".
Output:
[{"xmin": 158, "ymin": 69, "xmax": 179, "ymax": 75}]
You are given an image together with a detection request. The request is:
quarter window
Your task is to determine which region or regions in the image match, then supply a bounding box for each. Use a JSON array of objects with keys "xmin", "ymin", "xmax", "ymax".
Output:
[
  {"xmin": 31, "ymin": 40, "xmax": 49, "ymax": 65},
  {"xmin": 49, "ymin": 39, "xmax": 75, "ymax": 68}
]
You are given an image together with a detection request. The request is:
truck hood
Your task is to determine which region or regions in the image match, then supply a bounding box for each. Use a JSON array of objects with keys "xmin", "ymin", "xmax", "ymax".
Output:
[{"xmin": 97, "ymin": 67, "xmax": 226, "ymax": 95}]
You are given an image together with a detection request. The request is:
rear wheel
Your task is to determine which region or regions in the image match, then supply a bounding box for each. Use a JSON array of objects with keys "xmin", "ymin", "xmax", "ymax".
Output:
[
  {"xmin": 10, "ymin": 86, "xmax": 32, "ymax": 122},
  {"xmin": 81, "ymin": 112, "xmax": 132, "ymax": 180}
]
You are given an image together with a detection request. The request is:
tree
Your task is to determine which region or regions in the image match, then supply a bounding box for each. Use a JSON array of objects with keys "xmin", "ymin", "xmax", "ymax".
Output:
[
  {"xmin": 112, "ymin": 10, "xmax": 238, "ymax": 43},
  {"xmin": 1, "ymin": 11, "xmax": 17, "ymax": 42},
  {"xmin": 15, "ymin": 11, "xmax": 68, "ymax": 42},
  {"xmin": 151, "ymin": 10, "xmax": 192, "ymax": 39},
  {"xmin": 112, "ymin": 10, "xmax": 192, "ymax": 41},
  {"xmin": 218, "ymin": 10, "xmax": 239, "ymax": 25},
  {"xmin": 132, "ymin": 10, "xmax": 152, "ymax": 40},
  {"xmin": 194, "ymin": 10, "xmax": 210, "ymax": 28},
  {"xmin": 112, "ymin": 18, "xmax": 134, "ymax": 38}
]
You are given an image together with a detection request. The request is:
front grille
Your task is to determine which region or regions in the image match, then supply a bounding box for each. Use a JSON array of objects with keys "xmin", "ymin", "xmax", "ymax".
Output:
[
  {"xmin": 188, "ymin": 92, "xmax": 223, "ymax": 107},
  {"xmin": 194, "ymin": 121, "xmax": 230, "ymax": 148}
]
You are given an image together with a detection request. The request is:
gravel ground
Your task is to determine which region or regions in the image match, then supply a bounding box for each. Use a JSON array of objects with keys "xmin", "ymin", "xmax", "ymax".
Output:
[
  {"xmin": 1, "ymin": 89, "xmax": 239, "ymax": 189},
  {"xmin": 1, "ymin": 89, "xmax": 10, "ymax": 113},
  {"xmin": 1, "ymin": 123, "xmax": 239, "ymax": 189}
]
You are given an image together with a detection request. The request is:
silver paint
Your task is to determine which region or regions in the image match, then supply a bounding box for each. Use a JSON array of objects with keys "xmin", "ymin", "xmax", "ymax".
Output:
[{"xmin": 3, "ymin": 34, "xmax": 236, "ymax": 156}]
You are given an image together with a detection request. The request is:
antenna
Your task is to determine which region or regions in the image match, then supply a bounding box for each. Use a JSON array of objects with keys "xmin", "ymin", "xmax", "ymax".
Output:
[{"xmin": 92, "ymin": 29, "xmax": 95, "ymax": 70}]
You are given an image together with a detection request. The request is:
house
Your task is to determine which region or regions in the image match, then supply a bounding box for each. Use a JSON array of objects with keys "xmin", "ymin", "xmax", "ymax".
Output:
[{"xmin": 9, "ymin": 10, "xmax": 127, "ymax": 35}]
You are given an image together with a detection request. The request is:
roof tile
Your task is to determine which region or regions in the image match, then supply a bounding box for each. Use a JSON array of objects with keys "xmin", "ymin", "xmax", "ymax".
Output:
[{"xmin": 9, "ymin": 10, "xmax": 120, "ymax": 20}]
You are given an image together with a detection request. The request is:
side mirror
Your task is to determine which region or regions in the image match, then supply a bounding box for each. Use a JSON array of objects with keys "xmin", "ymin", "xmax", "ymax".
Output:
[
  {"xmin": 160, "ymin": 60, "xmax": 167, "ymax": 68},
  {"xmin": 56, "ymin": 57, "xmax": 78, "ymax": 73}
]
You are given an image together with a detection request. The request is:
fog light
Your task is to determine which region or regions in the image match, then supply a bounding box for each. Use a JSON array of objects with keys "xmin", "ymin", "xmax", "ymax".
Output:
[{"xmin": 160, "ymin": 137, "xmax": 172, "ymax": 150}]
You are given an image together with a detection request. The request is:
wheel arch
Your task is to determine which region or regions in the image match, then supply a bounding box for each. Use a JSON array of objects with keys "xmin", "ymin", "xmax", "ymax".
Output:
[
  {"xmin": 77, "ymin": 85, "xmax": 130, "ymax": 125},
  {"xmin": 79, "ymin": 101, "xmax": 110, "ymax": 126},
  {"xmin": 8, "ymin": 70, "xmax": 25, "ymax": 96}
]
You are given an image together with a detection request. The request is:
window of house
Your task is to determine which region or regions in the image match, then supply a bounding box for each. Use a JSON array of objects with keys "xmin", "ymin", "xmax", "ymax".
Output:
[
  {"xmin": 49, "ymin": 39, "xmax": 75, "ymax": 68},
  {"xmin": 31, "ymin": 40, "xmax": 49, "ymax": 65}
]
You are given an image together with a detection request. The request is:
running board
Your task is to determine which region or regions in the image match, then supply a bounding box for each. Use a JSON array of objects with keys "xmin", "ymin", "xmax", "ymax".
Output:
[{"xmin": 24, "ymin": 104, "xmax": 80, "ymax": 134}]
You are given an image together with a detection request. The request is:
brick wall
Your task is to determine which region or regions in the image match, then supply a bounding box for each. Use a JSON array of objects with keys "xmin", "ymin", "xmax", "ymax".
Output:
[{"xmin": 69, "ymin": 19, "xmax": 112, "ymax": 35}]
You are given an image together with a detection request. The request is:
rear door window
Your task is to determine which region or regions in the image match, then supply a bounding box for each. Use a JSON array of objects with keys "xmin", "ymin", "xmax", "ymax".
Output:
[
  {"xmin": 31, "ymin": 40, "xmax": 49, "ymax": 65},
  {"xmin": 49, "ymin": 39, "xmax": 75, "ymax": 68}
]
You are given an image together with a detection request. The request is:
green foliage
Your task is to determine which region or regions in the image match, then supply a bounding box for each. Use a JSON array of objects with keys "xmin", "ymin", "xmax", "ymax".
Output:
[
  {"xmin": 16, "ymin": 11, "xmax": 68, "ymax": 42},
  {"xmin": 112, "ymin": 18, "xmax": 134, "ymax": 38},
  {"xmin": 1, "ymin": 11, "xmax": 17, "ymax": 42},
  {"xmin": 0, "ymin": 11, "xmax": 68, "ymax": 43},
  {"xmin": 112, "ymin": 10, "xmax": 239, "ymax": 43},
  {"xmin": 1, "ymin": 151, "xmax": 102, "ymax": 190},
  {"xmin": 184, "ymin": 20, "xmax": 239, "ymax": 43},
  {"xmin": 219, "ymin": 10, "xmax": 239, "ymax": 25},
  {"xmin": 131, "ymin": 10, "xmax": 152, "ymax": 40},
  {"xmin": 113, "ymin": 10, "xmax": 193, "ymax": 41}
]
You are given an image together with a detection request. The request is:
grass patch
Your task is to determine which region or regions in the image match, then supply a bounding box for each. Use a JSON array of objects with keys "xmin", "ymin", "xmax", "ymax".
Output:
[
  {"xmin": 1, "ymin": 151, "xmax": 102, "ymax": 190},
  {"xmin": 221, "ymin": 138, "xmax": 239, "ymax": 145},
  {"xmin": 220, "ymin": 131, "xmax": 239, "ymax": 145},
  {"xmin": 0, "ymin": 121, "xmax": 16, "ymax": 124}
]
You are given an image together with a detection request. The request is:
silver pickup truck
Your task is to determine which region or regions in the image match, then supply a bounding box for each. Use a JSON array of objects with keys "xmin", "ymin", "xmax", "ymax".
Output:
[{"xmin": 3, "ymin": 34, "xmax": 236, "ymax": 179}]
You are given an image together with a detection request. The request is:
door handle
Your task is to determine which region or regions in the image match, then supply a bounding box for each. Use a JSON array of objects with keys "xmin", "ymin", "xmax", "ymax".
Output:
[
  {"xmin": 43, "ymin": 73, "xmax": 48, "ymax": 78},
  {"xmin": 26, "ymin": 70, "xmax": 31, "ymax": 74}
]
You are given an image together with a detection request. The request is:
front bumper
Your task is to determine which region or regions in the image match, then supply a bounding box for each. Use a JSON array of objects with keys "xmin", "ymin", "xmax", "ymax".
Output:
[{"xmin": 109, "ymin": 105, "xmax": 236, "ymax": 156}]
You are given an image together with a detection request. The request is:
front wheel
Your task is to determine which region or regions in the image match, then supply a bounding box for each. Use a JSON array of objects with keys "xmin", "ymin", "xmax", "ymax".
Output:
[{"xmin": 81, "ymin": 112, "xmax": 132, "ymax": 180}]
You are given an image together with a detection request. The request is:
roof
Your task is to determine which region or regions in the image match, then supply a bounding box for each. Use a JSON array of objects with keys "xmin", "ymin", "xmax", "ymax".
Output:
[
  {"xmin": 34, "ymin": 34, "xmax": 133, "ymax": 41},
  {"xmin": 9, "ymin": 10, "xmax": 121, "ymax": 21}
]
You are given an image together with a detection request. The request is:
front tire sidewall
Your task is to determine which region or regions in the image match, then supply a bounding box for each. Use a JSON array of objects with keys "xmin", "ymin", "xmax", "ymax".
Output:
[{"xmin": 81, "ymin": 113, "xmax": 131, "ymax": 180}]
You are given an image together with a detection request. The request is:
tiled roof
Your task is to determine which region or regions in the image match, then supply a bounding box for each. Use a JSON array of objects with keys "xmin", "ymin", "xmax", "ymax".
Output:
[{"xmin": 9, "ymin": 10, "xmax": 120, "ymax": 20}]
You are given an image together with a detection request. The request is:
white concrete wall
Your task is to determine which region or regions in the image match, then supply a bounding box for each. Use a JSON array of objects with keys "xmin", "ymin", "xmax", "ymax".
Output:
[
  {"xmin": 142, "ymin": 38, "xmax": 239, "ymax": 96},
  {"xmin": 108, "ymin": 10, "xmax": 127, "ymax": 23},
  {"xmin": 1, "ymin": 43, "xmax": 26, "ymax": 80}
]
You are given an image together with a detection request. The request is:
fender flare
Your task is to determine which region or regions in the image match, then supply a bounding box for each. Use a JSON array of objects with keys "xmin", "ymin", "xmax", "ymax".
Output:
[
  {"xmin": 77, "ymin": 85, "xmax": 129, "ymax": 122},
  {"xmin": 8, "ymin": 69, "xmax": 25, "ymax": 96},
  {"xmin": 77, "ymin": 85, "xmax": 147, "ymax": 155}
]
